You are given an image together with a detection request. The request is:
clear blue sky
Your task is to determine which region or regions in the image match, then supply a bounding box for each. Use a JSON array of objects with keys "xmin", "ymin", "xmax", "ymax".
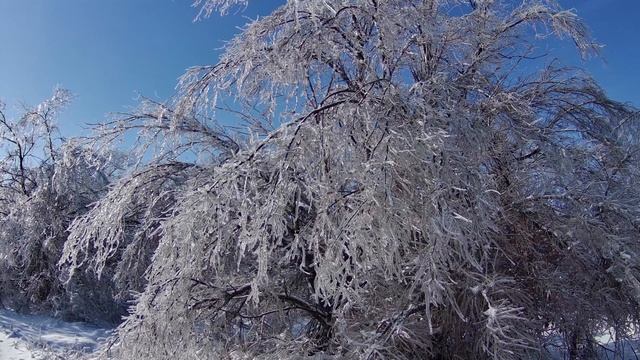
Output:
[
  {"xmin": 0, "ymin": 0, "xmax": 637, "ymax": 137},
  {"xmin": 0, "ymin": 0, "xmax": 281, "ymax": 136},
  {"xmin": 557, "ymin": 0, "xmax": 640, "ymax": 105}
]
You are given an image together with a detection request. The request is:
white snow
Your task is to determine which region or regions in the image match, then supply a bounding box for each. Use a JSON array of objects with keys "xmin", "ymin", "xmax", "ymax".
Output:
[
  {"xmin": 0, "ymin": 331, "xmax": 34, "ymax": 360},
  {"xmin": 0, "ymin": 309, "xmax": 111, "ymax": 359},
  {"xmin": 0, "ymin": 307, "xmax": 637, "ymax": 359}
]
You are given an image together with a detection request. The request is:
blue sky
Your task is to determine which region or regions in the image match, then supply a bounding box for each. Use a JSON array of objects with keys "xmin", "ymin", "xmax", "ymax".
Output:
[
  {"xmin": 0, "ymin": 0, "xmax": 280, "ymax": 136},
  {"xmin": 557, "ymin": 0, "xmax": 640, "ymax": 104},
  {"xmin": 0, "ymin": 0, "xmax": 637, "ymax": 137}
]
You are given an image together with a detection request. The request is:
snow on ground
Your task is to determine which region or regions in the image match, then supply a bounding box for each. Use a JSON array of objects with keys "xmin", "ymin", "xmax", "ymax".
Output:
[
  {"xmin": 0, "ymin": 309, "xmax": 111, "ymax": 359},
  {"xmin": 0, "ymin": 307, "xmax": 638, "ymax": 359},
  {"xmin": 0, "ymin": 330, "xmax": 34, "ymax": 360}
]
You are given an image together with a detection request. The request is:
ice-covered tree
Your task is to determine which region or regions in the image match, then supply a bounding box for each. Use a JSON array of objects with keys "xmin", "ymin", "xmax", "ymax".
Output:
[
  {"xmin": 0, "ymin": 91, "xmax": 121, "ymax": 322},
  {"xmin": 0, "ymin": 89, "xmax": 71, "ymax": 199},
  {"xmin": 62, "ymin": 1, "xmax": 640, "ymax": 359}
]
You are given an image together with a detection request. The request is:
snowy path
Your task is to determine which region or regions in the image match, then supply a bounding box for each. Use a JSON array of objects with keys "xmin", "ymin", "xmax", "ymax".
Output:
[
  {"xmin": 0, "ymin": 309, "xmax": 111, "ymax": 359},
  {"xmin": 0, "ymin": 331, "xmax": 34, "ymax": 360}
]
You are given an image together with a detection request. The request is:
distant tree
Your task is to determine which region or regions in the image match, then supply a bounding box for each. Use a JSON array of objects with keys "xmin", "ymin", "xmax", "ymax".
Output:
[
  {"xmin": 0, "ymin": 90, "xmax": 72, "ymax": 312},
  {"xmin": 0, "ymin": 91, "xmax": 120, "ymax": 323},
  {"xmin": 62, "ymin": 1, "xmax": 640, "ymax": 359},
  {"xmin": 0, "ymin": 89, "xmax": 70, "ymax": 199}
]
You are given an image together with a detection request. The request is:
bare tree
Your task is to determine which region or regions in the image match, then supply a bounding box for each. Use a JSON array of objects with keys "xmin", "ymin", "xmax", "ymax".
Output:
[{"xmin": 62, "ymin": 1, "xmax": 640, "ymax": 359}]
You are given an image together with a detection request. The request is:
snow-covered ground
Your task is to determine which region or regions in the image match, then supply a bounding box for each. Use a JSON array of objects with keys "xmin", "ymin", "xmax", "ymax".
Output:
[
  {"xmin": 0, "ymin": 309, "xmax": 111, "ymax": 359},
  {"xmin": 0, "ymin": 307, "xmax": 638, "ymax": 359},
  {"xmin": 0, "ymin": 331, "xmax": 34, "ymax": 360}
]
